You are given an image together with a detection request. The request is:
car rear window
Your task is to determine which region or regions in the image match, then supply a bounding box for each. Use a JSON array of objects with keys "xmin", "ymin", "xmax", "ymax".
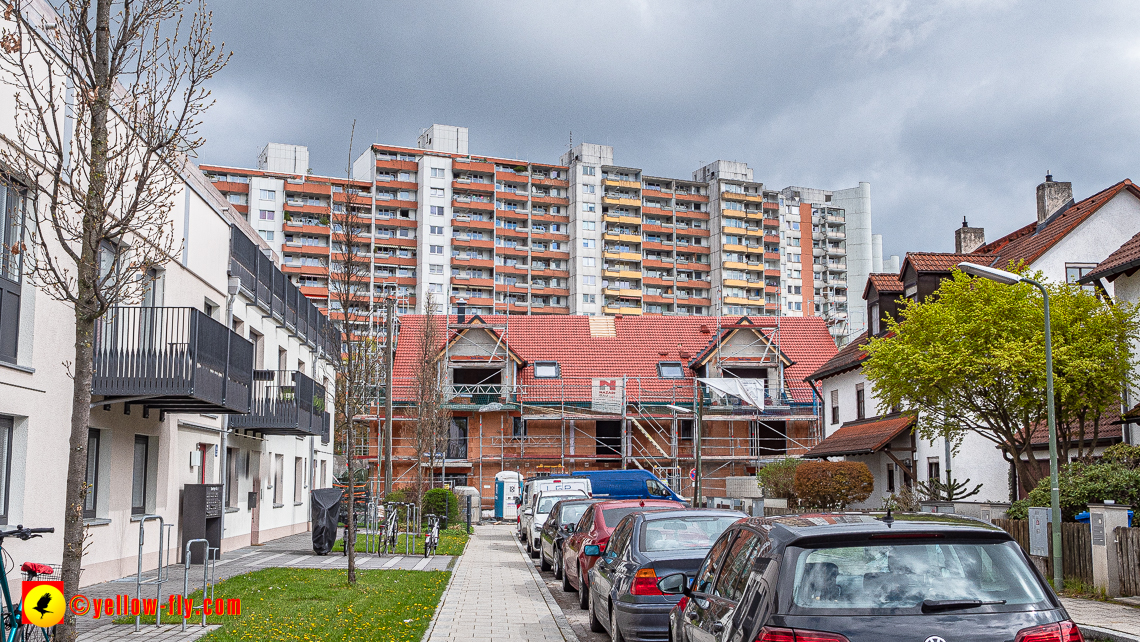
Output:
[
  {"xmin": 641, "ymin": 516, "xmax": 740, "ymax": 552},
  {"xmin": 537, "ymin": 494, "xmax": 583, "ymax": 514},
  {"xmin": 559, "ymin": 503, "xmax": 590, "ymax": 525},
  {"xmin": 789, "ymin": 541, "xmax": 1049, "ymax": 613},
  {"xmin": 601, "ymin": 503, "xmax": 681, "ymax": 527}
]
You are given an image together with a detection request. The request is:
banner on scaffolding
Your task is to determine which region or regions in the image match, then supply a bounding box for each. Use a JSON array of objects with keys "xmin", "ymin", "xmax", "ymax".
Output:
[
  {"xmin": 592, "ymin": 378, "xmax": 625, "ymax": 414},
  {"xmin": 699, "ymin": 378, "xmax": 766, "ymax": 407}
]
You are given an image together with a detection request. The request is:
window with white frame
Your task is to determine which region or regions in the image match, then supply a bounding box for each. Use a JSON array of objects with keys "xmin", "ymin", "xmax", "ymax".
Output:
[
  {"xmin": 582, "ymin": 239, "xmax": 595, "ymax": 249},
  {"xmin": 582, "ymin": 257, "xmax": 596, "ymax": 267},
  {"xmin": 582, "ymin": 184, "xmax": 595, "ymax": 194},
  {"xmin": 582, "ymin": 203, "xmax": 595, "ymax": 213},
  {"xmin": 582, "ymin": 220, "xmax": 595, "ymax": 230},
  {"xmin": 430, "ymin": 188, "xmax": 446, "ymax": 198},
  {"xmin": 259, "ymin": 210, "xmax": 274, "ymax": 220},
  {"xmin": 533, "ymin": 361, "xmax": 560, "ymax": 378},
  {"xmin": 259, "ymin": 189, "xmax": 276, "ymax": 201},
  {"xmin": 581, "ymin": 166, "xmax": 596, "ymax": 176},
  {"xmin": 430, "ymin": 245, "xmax": 443, "ymax": 255},
  {"xmin": 429, "ymin": 283, "xmax": 442, "ymax": 293},
  {"xmin": 657, "ymin": 362, "xmax": 684, "ymax": 378},
  {"xmin": 429, "ymin": 264, "xmax": 443, "ymax": 275},
  {"xmin": 583, "ymin": 275, "xmax": 596, "ymax": 286},
  {"xmin": 430, "ymin": 205, "xmax": 444, "ymax": 216},
  {"xmin": 430, "ymin": 226, "xmax": 443, "ymax": 235},
  {"xmin": 582, "ymin": 293, "xmax": 596, "ymax": 303},
  {"xmin": 430, "ymin": 168, "xmax": 446, "ymax": 178}
]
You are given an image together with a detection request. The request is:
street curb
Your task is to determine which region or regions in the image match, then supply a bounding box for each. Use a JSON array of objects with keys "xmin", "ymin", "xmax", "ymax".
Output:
[
  {"xmin": 419, "ymin": 540, "xmax": 463, "ymax": 642},
  {"xmin": 1080, "ymin": 624, "xmax": 1140, "ymax": 642},
  {"xmin": 514, "ymin": 531, "xmax": 582, "ymax": 642}
]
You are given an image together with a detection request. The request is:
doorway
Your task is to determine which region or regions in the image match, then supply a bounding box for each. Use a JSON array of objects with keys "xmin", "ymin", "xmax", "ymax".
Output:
[{"xmin": 595, "ymin": 421, "xmax": 622, "ymax": 459}]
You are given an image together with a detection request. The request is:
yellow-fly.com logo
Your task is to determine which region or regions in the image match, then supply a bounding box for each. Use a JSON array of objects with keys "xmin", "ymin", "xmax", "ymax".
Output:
[{"xmin": 22, "ymin": 582, "xmax": 64, "ymax": 628}]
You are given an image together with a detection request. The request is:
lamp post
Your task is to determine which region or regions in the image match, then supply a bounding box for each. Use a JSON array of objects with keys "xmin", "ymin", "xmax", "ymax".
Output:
[{"xmin": 958, "ymin": 262, "xmax": 1062, "ymax": 589}]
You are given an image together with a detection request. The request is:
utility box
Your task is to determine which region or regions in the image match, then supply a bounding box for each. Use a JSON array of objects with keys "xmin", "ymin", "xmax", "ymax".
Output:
[
  {"xmin": 182, "ymin": 484, "xmax": 223, "ymax": 564},
  {"xmin": 1089, "ymin": 503, "xmax": 1131, "ymax": 597}
]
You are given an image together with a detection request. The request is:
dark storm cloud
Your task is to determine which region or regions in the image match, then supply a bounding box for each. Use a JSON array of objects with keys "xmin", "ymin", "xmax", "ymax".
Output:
[{"xmin": 197, "ymin": 1, "xmax": 1140, "ymax": 258}]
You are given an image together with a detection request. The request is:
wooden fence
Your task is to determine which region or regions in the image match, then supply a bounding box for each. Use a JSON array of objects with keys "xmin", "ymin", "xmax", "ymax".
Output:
[
  {"xmin": 1117, "ymin": 527, "xmax": 1140, "ymax": 597},
  {"xmin": 993, "ymin": 519, "xmax": 1093, "ymax": 584}
]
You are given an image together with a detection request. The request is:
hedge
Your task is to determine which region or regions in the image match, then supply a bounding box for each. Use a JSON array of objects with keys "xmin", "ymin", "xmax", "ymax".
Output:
[{"xmin": 793, "ymin": 461, "xmax": 874, "ymax": 510}]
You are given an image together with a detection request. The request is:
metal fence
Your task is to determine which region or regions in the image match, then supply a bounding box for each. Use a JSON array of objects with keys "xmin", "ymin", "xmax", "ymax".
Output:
[{"xmin": 230, "ymin": 369, "xmax": 328, "ymax": 436}]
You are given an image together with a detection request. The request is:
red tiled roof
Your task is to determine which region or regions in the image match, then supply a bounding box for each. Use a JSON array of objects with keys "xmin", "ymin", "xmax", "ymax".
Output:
[
  {"xmin": 1029, "ymin": 407, "xmax": 1123, "ymax": 447},
  {"xmin": 901, "ymin": 252, "xmax": 995, "ymax": 275},
  {"xmin": 862, "ymin": 273, "xmax": 904, "ymax": 301},
  {"xmin": 803, "ymin": 414, "xmax": 916, "ymax": 458},
  {"xmin": 976, "ymin": 180, "xmax": 1140, "ymax": 269},
  {"xmin": 805, "ymin": 331, "xmax": 869, "ymax": 382},
  {"xmin": 1080, "ymin": 230, "xmax": 1140, "ymax": 283},
  {"xmin": 391, "ymin": 315, "xmax": 837, "ymax": 404}
]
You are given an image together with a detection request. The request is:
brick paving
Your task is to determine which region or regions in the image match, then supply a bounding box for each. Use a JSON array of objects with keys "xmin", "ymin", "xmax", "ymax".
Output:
[
  {"xmin": 76, "ymin": 530, "xmax": 453, "ymax": 641},
  {"xmin": 423, "ymin": 524, "xmax": 578, "ymax": 642},
  {"xmin": 1063, "ymin": 597, "xmax": 1140, "ymax": 639}
]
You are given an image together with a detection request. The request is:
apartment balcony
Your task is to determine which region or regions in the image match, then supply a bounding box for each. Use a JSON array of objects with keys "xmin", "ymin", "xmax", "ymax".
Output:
[
  {"xmin": 721, "ymin": 191, "xmax": 765, "ymax": 204},
  {"xmin": 603, "ymin": 306, "xmax": 643, "ymax": 315},
  {"xmin": 603, "ymin": 178, "xmax": 642, "ymax": 189},
  {"xmin": 827, "ymin": 230, "xmax": 846, "ymax": 240},
  {"xmin": 602, "ymin": 195, "xmax": 642, "ymax": 208},
  {"xmin": 230, "ymin": 370, "xmax": 328, "ymax": 437},
  {"xmin": 92, "ymin": 307, "xmax": 254, "ymax": 414}
]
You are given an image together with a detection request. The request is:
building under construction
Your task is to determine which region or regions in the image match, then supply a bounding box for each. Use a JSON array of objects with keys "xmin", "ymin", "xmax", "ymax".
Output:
[{"xmin": 360, "ymin": 313, "xmax": 837, "ymax": 508}]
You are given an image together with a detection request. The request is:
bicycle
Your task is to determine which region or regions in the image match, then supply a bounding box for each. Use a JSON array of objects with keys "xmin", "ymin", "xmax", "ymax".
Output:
[
  {"xmin": 423, "ymin": 514, "xmax": 440, "ymax": 558},
  {"xmin": 383, "ymin": 507, "xmax": 399, "ymax": 553},
  {"xmin": 0, "ymin": 525, "xmax": 57, "ymax": 642}
]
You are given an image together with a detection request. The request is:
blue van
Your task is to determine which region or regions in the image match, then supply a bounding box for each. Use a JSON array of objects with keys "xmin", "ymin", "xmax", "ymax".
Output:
[{"xmin": 569, "ymin": 469, "xmax": 686, "ymax": 503}]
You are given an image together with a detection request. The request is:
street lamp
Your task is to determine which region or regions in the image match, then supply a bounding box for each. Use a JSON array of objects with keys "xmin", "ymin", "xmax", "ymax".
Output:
[{"xmin": 959, "ymin": 262, "xmax": 1062, "ymax": 589}]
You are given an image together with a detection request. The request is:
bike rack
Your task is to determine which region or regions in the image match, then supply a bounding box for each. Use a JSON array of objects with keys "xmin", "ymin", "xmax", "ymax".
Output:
[
  {"xmin": 109, "ymin": 515, "xmax": 169, "ymax": 632},
  {"xmin": 181, "ymin": 539, "xmax": 217, "ymax": 631},
  {"xmin": 381, "ymin": 502, "xmax": 419, "ymax": 555}
]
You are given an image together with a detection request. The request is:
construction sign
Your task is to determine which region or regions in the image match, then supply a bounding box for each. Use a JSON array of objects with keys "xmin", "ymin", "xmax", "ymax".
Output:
[{"xmin": 591, "ymin": 378, "xmax": 624, "ymax": 414}]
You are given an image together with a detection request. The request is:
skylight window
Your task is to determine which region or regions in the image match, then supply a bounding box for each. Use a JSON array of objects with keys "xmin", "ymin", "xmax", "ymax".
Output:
[
  {"xmin": 657, "ymin": 362, "xmax": 684, "ymax": 379},
  {"xmin": 534, "ymin": 361, "xmax": 561, "ymax": 378}
]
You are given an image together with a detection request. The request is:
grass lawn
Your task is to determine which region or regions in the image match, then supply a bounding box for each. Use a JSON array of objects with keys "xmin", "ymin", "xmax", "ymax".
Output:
[
  {"xmin": 332, "ymin": 525, "xmax": 469, "ymax": 556},
  {"xmin": 116, "ymin": 568, "xmax": 449, "ymax": 641}
]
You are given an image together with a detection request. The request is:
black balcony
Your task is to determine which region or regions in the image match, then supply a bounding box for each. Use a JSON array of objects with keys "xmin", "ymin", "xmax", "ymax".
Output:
[
  {"xmin": 93, "ymin": 307, "xmax": 254, "ymax": 413},
  {"xmin": 229, "ymin": 370, "xmax": 328, "ymax": 437}
]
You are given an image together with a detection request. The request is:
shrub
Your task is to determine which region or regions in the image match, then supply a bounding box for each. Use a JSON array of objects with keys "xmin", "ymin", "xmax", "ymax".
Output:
[
  {"xmin": 793, "ymin": 461, "xmax": 874, "ymax": 510},
  {"xmin": 422, "ymin": 488, "xmax": 460, "ymax": 526},
  {"xmin": 756, "ymin": 458, "xmax": 801, "ymax": 502},
  {"xmin": 1007, "ymin": 458, "xmax": 1140, "ymax": 521}
]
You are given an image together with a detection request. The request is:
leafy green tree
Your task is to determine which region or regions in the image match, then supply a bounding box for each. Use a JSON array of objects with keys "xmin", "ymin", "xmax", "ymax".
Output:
[
  {"xmin": 1008, "ymin": 455, "xmax": 1140, "ymax": 520},
  {"xmin": 422, "ymin": 488, "xmax": 460, "ymax": 525},
  {"xmin": 863, "ymin": 267, "xmax": 1139, "ymax": 496},
  {"xmin": 756, "ymin": 457, "xmax": 801, "ymax": 503}
]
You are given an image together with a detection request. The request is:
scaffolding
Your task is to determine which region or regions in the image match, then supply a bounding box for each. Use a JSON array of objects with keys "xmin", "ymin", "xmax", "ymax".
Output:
[{"xmin": 358, "ymin": 314, "xmax": 822, "ymax": 500}]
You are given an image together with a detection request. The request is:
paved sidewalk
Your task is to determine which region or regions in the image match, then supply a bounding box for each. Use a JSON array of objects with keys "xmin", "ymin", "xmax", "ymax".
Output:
[
  {"xmin": 423, "ymin": 524, "xmax": 577, "ymax": 642},
  {"xmin": 76, "ymin": 530, "xmax": 453, "ymax": 641},
  {"xmin": 1063, "ymin": 597, "xmax": 1140, "ymax": 639}
]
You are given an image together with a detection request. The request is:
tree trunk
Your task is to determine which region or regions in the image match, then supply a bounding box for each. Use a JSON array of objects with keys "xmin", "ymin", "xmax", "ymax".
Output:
[
  {"xmin": 1011, "ymin": 448, "xmax": 1047, "ymax": 497},
  {"xmin": 346, "ymin": 419, "xmax": 356, "ymax": 583},
  {"xmin": 58, "ymin": 1, "xmax": 112, "ymax": 639}
]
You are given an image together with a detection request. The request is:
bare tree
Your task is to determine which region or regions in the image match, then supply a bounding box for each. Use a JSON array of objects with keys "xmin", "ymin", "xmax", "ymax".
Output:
[
  {"xmin": 412, "ymin": 293, "xmax": 449, "ymax": 508},
  {"xmin": 0, "ymin": 2, "xmax": 226, "ymax": 638},
  {"xmin": 327, "ymin": 121, "xmax": 383, "ymax": 584}
]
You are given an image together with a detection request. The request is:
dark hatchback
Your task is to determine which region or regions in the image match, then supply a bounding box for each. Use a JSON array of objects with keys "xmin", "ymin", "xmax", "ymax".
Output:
[
  {"xmin": 588, "ymin": 509, "xmax": 747, "ymax": 642},
  {"xmin": 661, "ymin": 513, "xmax": 1086, "ymax": 642},
  {"xmin": 540, "ymin": 498, "xmax": 602, "ymax": 578}
]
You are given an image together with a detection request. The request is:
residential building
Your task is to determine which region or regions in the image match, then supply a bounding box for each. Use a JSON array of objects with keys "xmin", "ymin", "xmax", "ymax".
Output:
[
  {"xmin": 203, "ymin": 128, "xmax": 882, "ymax": 343},
  {"xmin": 805, "ymin": 175, "xmax": 1140, "ymax": 506},
  {"xmin": 371, "ymin": 313, "xmax": 836, "ymax": 504}
]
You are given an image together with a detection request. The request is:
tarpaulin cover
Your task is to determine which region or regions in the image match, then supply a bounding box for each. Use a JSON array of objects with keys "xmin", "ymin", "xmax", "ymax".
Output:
[
  {"xmin": 698, "ymin": 378, "xmax": 766, "ymax": 407},
  {"xmin": 311, "ymin": 488, "xmax": 343, "ymax": 555}
]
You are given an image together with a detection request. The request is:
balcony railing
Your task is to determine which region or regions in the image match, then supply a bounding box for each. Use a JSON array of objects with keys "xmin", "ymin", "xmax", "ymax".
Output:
[
  {"xmin": 93, "ymin": 307, "xmax": 253, "ymax": 413},
  {"xmin": 230, "ymin": 369, "xmax": 328, "ymax": 437}
]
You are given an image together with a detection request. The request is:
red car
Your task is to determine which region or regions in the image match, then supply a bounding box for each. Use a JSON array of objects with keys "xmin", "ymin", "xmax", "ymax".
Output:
[{"xmin": 560, "ymin": 499, "xmax": 685, "ymax": 609}]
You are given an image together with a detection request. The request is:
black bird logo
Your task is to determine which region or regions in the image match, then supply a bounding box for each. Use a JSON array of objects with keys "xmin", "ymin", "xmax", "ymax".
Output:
[{"xmin": 32, "ymin": 592, "xmax": 52, "ymax": 618}]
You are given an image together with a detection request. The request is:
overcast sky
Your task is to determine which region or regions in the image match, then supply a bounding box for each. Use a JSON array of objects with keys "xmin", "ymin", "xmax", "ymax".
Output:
[{"xmin": 197, "ymin": 1, "xmax": 1140, "ymax": 259}]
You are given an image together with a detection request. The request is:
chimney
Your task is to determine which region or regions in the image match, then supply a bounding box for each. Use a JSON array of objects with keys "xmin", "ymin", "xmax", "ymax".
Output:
[
  {"xmin": 954, "ymin": 216, "xmax": 986, "ymax": 253},
  {"xmin": 457, "ymin": 299, "xmax": 467, "ymax": 324},
  {"xmin": 1036, "ymin": 172, "xmax": 1073, "ymax": 225}
]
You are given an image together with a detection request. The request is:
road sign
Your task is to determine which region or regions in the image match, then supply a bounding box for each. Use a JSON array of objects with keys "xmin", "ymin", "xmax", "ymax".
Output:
[{"xmin": 689, "ymin": 468, "xmax": 697, "ymax": 481}]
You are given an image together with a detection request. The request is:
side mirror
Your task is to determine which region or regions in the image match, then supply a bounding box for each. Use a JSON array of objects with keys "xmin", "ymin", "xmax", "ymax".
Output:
[
  {"xmin": 583, "ymin": 544, "xmax": 601, "ymax": 556},
  {"xmin": 523, "ymin": 509, "xmax": 532, "ymax": 516},
  {"xmin": 657, "ymin": 572, "xmax": 689, "ymax": 596}
]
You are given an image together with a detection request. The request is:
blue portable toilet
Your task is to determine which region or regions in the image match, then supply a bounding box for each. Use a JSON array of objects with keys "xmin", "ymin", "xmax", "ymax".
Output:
[{"xmin": 495, "ymin": 471, "xmax": 523, "ymax": 520}]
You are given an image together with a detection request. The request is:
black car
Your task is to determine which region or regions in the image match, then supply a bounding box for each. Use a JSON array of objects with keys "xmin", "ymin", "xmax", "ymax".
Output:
[
  {"xmin": 540, "ymin": 498, "xmax": 601, "ymax": 578},
  {"xmin": 659, "ymin": 512, "xmax": 1086, "ymax": 642},
  {"xmin": 587, "ymin": 509, "xmax": 746, "ymax": 642}
]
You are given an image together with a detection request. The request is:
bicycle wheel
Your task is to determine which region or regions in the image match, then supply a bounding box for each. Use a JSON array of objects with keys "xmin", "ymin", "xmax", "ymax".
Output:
[{"xmin": 21, "ymin": 624, "xmax": 52, "ymax": 642}]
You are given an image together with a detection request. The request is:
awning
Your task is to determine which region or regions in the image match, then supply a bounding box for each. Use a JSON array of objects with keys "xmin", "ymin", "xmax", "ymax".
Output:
[
  {"xmin": 698, "ymin": 378, "xmax": 766, "ymax": 407},
  {"xmin": 803, "ymin": 414, "xmax": 916, "ymax": 458}
]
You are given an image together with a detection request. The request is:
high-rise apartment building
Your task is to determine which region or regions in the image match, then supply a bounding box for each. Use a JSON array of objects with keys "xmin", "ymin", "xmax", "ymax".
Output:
[{"xmin": 200, "ymin": 125, "xmax": 883, "ymax": 342}]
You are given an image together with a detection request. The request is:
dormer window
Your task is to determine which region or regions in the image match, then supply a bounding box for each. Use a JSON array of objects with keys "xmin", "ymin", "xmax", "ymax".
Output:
[
  {"xmin": 534, "ymin": 361, "xmax": 560, "ymax": 378},
  {"xmin": 870, "ymin": 301, "xmax": 880, "ymax": 335},
  {"xmin": 657, "ymin": 362, "xmax": 684, "ymax": 379}
]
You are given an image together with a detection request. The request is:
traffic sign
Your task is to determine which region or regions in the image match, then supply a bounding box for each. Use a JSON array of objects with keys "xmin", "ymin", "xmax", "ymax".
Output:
[{"xmin": 689, "ymin": 468, "xmax": 697, "ymax": 481}]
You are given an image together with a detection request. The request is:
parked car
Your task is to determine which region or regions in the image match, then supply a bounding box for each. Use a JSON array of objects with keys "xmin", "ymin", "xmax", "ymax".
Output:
[
  {"xmin": 525, "ymin": 490, "xmax": 590, "ymax": 557},
  {"xmin": 660, "ymin": 512, "xmax": 1086, "ymax": 642},
  {"xmin": 539, "ymin": 498, "xmax": 602, "ymax": 577},
  {"xmin": 587, "ymin": 509, "xmax": 746, "ymax": 641},
  {"xmin": 518, "ymin": 475, "xmax": 592, "ymax": 542},
  {"xmin": 561, "ymin": 498, "xmax": 686, "ymax": 609},
  {"xmin": 570, "ymin": 469, "xmax": 686, "ymax": 503}
]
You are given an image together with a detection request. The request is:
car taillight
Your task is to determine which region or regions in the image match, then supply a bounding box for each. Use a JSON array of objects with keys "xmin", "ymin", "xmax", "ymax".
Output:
[
  {"xmin": 756, "ymin": 627, "xmax": 850, "ymax": 642},
  {"xmin": 630, "ymin": 568, "xmax": 662, "ymax": 596},
  {"xmin": 1014, "ymin": 621, "xmax": 1085, "ymax": 642},
  {"xmin": 675, "ymin": 596, "xmax": 688, "ymax": 611}
]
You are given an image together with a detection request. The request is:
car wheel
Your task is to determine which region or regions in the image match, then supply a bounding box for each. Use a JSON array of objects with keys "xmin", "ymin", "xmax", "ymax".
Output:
[
  {"xmin": 540, "ymin": 546, "xmax": 552, "ymax": 571},
  {"xmin": 530, "ymin": 539, "xmax": 540, "ymax": 558},
  {"xmin": 560, "ymin": 557, "xmax": 572, "ymax": 591},
  {"xmin": 578, "ymin": 564, "xmax": 590, "ymax": 609},
  {"xmin": 610, "ymin": 603, "xmax": 625, "ymax": 642},
  {"xmin": 553, "ymin": 547, "xmax": 563, "ymax": 579},
  {"xmin": 587, "ymin": 584, "xmax": 605, "ymax": 633}
]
